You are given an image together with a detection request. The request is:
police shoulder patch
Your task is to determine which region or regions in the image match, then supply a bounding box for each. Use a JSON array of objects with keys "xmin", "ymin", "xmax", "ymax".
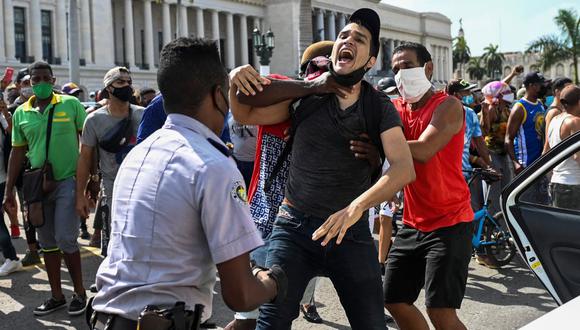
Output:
[{"xmin": 231, "ymin": 180, "xmax": 248, "ymax": 204}]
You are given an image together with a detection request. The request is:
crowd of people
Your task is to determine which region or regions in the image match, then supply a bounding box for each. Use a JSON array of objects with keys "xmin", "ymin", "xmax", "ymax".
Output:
[{"xmin": 0, "ymin": 5, "xmax": 579, "ymax": 330}]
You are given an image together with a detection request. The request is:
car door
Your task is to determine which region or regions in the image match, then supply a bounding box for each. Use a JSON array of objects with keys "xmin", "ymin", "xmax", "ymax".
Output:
[{"xmin": 501, "ymin": 130, "xmax": 580, "ymax": 306}]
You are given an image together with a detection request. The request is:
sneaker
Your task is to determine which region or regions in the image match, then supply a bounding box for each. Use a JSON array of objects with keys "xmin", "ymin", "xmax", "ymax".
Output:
[
  {"xmin": 68, "ymin": 293, "xmax": 87, "ymax": 316},
  {"xmin": 89, "ymin": 283, "xmax": 98, "ymax": 293},
  {"xmin": 476, "ymin": 255, "xmax": 499, "ymax": 269},
  {"xmin": 88, "ymin": 233, "xmax": 101, "ymax": 248},
  {"xmin": 300, "ymin": 304, "xmax": 323, "ymax": 324},
  {"xmin": 80, "ymin": 229, "xmax": 91, "ymax": 240},
  {"xmin": 34, "ymin": 297, "xmax": 67, "ymax": 316},
  {"xmin": 10, "ymin": 225, "xmax": 21, "ymax": 239},
  {"xmin": 0, "ymin": 259, "xmax": 23, "ymax": 276},
  {"xmin": 21, "ymin": 250, "xmax": 42, "ymax": 267}
]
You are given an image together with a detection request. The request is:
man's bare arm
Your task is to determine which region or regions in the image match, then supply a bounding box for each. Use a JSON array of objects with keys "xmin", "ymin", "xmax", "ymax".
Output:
[
  {"xmin": 474, "ymin": 136, "xmax": 492, "ymax": 168},
  {"xmin": 407, "ymin": 96, "xmax": 464, "ymax": 163},
  {"xmin": 75, "ymin": 144, "xmax": 94, "ymax": 218},
  {"xmin": 312, "ymin": 126, "xmax": 415, "ymax": 245},
  {"xmin": 217, "ymin": 253, "xmax": 278, "ymax": 312},
  {"xmin": 504, "ymin": 103, "xmax": 525, "ymax": 174}
]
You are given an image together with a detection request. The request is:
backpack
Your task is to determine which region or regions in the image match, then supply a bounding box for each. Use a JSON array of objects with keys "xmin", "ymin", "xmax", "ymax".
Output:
[{"xmin": 264, "ymin": 80, "xmax": 388, "ymax": 191}]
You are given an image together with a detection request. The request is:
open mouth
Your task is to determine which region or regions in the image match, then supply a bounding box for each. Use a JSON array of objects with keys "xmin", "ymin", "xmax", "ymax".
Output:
[{"xmin": 338, "ymin": 48, "xmax": 355, "ymax": 65}]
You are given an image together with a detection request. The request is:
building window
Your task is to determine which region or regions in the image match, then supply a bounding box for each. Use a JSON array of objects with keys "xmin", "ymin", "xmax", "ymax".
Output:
[
  {"xmin": 14, "ymin": 7, "xmax": 27, "ymax": 62},
  {"xmin": 41, "ymin": 10, "xmax": 54, "ymax": 63}
]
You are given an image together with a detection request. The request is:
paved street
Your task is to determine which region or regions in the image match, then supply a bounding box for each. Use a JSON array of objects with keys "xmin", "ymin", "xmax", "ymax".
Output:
[{"xmin": 0, "ymin": 215, "xmax": 557, "ymax": 330}]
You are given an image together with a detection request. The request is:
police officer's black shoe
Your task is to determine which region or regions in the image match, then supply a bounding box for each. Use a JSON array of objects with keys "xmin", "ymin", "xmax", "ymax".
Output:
[
  {"xmin": 68, "ymin": 293, "xmax": 87, "ymax": 316},
  {"xmin": 34, "ymin": 297, "xmax": 67, "ymax": 316}
]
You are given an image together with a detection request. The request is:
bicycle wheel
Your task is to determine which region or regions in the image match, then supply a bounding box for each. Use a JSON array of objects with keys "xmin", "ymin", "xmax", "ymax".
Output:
[{"xmin": 482, "ymin": 212, "xmax": 517, "ymax": 267}]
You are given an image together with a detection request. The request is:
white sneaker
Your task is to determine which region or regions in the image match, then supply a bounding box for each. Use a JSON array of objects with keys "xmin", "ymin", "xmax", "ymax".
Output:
[{"xmin": 0, "ymin": 259, "xmax": 23, "ymax": 276}]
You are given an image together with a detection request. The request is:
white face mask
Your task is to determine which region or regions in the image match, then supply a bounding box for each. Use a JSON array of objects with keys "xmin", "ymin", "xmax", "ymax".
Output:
[
  {"xmin": 502, "ymin": 93, "xmax": 514, "ymax": 104},
  {"xmin": 394, "ymin": 65, "xmax": 432, "ymax": 103},
  {"xmin": 20, "ymin": 87, "xmax": 34, "ymax": 100}
]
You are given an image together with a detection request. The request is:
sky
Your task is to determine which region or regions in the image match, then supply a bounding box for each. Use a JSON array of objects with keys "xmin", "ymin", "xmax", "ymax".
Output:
[{"xmin": 381, "ymin": 0, "xmax": 579, "ymax": 56}]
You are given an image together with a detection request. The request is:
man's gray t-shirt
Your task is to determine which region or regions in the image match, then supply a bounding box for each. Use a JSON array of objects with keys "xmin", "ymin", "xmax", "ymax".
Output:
[
  {"xmin": 285, "ymin": 88, "xmax": 402, "ymax": 220},
  {"xmin": 81, "ymin": 104, "xmax": 144, "ymax": 196}
]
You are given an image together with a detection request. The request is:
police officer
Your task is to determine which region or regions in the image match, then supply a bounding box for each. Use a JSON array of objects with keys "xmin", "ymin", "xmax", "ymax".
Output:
[{"xmin": 89, "ymin": 38, "xmax": 285, "ymax": 330}]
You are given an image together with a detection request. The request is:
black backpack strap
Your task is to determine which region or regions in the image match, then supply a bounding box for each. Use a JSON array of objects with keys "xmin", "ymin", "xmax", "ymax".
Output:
[
  {"xmin": 45, "ymin": 104, "xmax": 56, "ymax": 162},
  {"xmin": 263, "ymin": 95, "xmax": 327, "ymax": 192}
]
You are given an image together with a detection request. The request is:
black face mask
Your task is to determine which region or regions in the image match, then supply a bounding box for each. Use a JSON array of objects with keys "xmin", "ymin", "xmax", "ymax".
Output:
[
  {"xmin": 327, "ymin": 57, "xmax": 371, "ymax": 87},
  {"xmin": 538, "ymin": 85, "xmax": 548, "ymax": 99},
  {"xmin": 111, "ymin": 86, "xmax": 133, "ymax": 102}
]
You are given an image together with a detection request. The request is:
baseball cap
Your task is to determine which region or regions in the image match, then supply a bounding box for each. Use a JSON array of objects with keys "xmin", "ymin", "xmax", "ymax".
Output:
[
  {"xmin": 446, "ymin": 79, "xmax": 477, "ymax": 95},
  {"xmin": 349, "ymin": 8, "xmax": 381, "ymax": 57},
  {"xmin": 62, "ymin": 82, "xmax": 81, "ymax": 95},
  {"xmin": 103, "ymin": 66, "xmax": 131, "ymax": 87},
  {"xmin": 523, "ymin": 72, "xmax": 551, "ymax": 87},
  {"xmin": 300, "ymin": 41, "xmax": 334, "ymax": 74},
  {"xmin": 377, "ymin": 77, "xmax": 397, "ymax": 93},
  {"xmin": 15, "ymin": 68, "xmax": 29, "ymax": 83}
]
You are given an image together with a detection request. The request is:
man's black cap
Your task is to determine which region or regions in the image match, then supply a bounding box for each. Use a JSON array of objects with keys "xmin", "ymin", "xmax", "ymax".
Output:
[
  {"xmin": 378, "ymin": 77, "xmax": 397, "ymax": 93},
  {"xmin": 446, "ymin": 79, "xmax": 477, "ymax": 95},
  {"xmin": 15, "ymin": 68, "xmax": 29, "ymax": 83},
  {"xmin": 349, "ymin": 8, "xmax": 381, "ymax": 57},
  {"xmin": 523, "ymin": 71, "xmax": 551, "ymax": 87}
]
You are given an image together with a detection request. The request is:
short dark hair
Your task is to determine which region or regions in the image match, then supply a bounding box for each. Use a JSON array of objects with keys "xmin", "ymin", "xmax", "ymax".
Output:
[
  {"xmin": 393, "ymin": 42, "xmax": 432, "ymax": 66},
  {"xmin": 28, "ymin": 61, "xmax": 53, "ymax": 76},
  {"xmin": 158, "ymin": 38, "xmax": 227, "ymax": 113},
  {"xmin": 139, "ymin": 87, "xmax": 156, "ymax": 96},
  {"xmin": 553, "ymin": 77, "xmax": 573, "ymax": 93}
]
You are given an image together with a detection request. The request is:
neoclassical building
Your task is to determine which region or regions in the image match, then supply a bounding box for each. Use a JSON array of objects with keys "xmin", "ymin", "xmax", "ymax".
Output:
[
  {"xmin": 0, "ymin": 0, "xmax": 452, "ymax": 95},
  {"xmin": 502, "ymin": 51, "xmax": 578, "ymax": 88}
]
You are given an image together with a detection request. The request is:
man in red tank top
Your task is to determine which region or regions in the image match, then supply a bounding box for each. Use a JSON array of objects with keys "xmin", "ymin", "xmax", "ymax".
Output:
[{"xmin": 383, "ymin": 42, "xmax": 474, "ymax": 330}]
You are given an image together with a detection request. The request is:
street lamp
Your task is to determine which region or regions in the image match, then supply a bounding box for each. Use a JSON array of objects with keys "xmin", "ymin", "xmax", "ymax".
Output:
[{"xmin": 253, "ymin": 27, "xmax": 275, "ymax": 76}]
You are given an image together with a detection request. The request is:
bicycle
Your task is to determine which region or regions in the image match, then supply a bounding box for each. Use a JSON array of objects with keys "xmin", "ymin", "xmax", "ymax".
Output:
[{"xmin": 466, "ymin": 168, "xmax": 517, "ymax": 267}]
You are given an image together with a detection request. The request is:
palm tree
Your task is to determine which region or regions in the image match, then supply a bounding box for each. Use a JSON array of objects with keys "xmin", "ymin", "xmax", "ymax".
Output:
[
  {"xmin": 481, "ymin": 44, "xmax": 505, "ymax": 79},
  {"xmin": 527, "ymin": 8, "xmax": 580, "ymax": 84},
  {"xmin": 453, "ymin": 36, "xmax": 471, "ymax": 75},
  {"xmin": 466, "ymin": 57, "xmax": 486, "ymax": 81}
]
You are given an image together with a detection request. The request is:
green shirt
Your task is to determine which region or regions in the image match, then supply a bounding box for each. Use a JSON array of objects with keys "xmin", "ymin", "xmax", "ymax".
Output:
[{"xmin": 12, "ymin": 93, "xmax": 87, "ymax": 180}]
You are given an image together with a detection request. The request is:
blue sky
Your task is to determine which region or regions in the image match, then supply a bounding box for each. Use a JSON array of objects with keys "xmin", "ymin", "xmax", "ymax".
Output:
[{"xmin": 381, "ymin": 0, "xmax": 579, "ymax": 56}]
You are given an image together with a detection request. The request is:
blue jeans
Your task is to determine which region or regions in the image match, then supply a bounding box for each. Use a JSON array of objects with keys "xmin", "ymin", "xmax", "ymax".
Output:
[
  {"xmin": 256, "ymin": 204, "xmax": 385, "ymax": 330},
  {"xmin": 0, "ymin": 182, "xmax": 18, "ymax": 260}
]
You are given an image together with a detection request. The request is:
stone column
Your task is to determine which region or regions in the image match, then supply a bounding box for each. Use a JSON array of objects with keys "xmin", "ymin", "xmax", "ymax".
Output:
[
  {"xmin": 179, "ymin": 2, "xmax": 188, "ymax": 37},
  {"xmin": 3, "ymin": 0, "xmax": 16, "ymax": 61},
  {"xmin": 124, "ymin": 0, "xmax": 135, "ymax": 68},
  {"xmin": 239, "ymin": 14, "xmax": 249, "ymax": 65},
  {"xmin": 91, "ymin": 0, "xmax": 114, "ymax": 66},
  {"xmin": 195, "ymin": 7, "xmax": 204, "ymax": 38},
  {"xmin": 225, "ymin": 11, "xmax": 235, "ymax": 69},
  {"xmin": 30, "ymin": 0, "xmax": 43, "ymax": 61},
  {"xmin": 80, "ymin": 0, "xmax": 93, "ymax": 64},
  {"xmin": 315, "ymin": 8, "xmax": 324, "ymax": 42},
  {"xmin": 337, "ymin": 13, "xmax": 346, "ymax": 32},
  {"xmin": 375, "ymin": 38, "xmax": 383, "ymax": 71},
  {"xmin": 0, "ymin": 0, "xmax": 5, "ymax": 62},
  {"xmin": 211, "ymin": 10, "xmax": 220, "ymax": 54},
  {"xmin": 162, "ymin": 1, "xmax": 171, "ymax": 45},
  {"xmin": 325, "ymin": 10, "xmax": 336, "ymax": 40},
  {"xmin": 143, "ymin": 0, "xmax": 154, "ymax": 70},
  {"xmin": 55, "ymin": 0, "xmax": 67, "ymax": 63}
]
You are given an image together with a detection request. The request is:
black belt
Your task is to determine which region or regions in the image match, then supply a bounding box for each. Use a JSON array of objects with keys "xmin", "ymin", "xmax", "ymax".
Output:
[{"xmin": 92, "ymin": 311, "xmax": 138, "ymax": 330}]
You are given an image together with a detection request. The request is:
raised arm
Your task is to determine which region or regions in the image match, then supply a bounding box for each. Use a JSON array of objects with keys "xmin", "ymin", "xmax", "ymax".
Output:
[
  {"xmin": 407, "ymin": 96, "xmax": 464, "ymax": 163},
  {"xmin": 229, "ymin": 65, "xmax": 351, "ymax": 125},
  {"xmin": 312, "ymin": 126, "xmax": 415, "ymax": 245},
  {"xmin": 504, "ymin": 103, "xmax": 525, "ymax": 174}
]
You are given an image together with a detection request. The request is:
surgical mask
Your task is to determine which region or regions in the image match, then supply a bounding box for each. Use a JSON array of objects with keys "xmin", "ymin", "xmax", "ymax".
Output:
[
  {"xmin": 20, "ymin": 87, "xmax": 34, "ymax": 100},
  {"xmin": 462, "ymin": 95, "xmax": 474, "ymax": 105},
  {"xmin": 502, "ymin": 93, "xmax": 514, "ymax": 104},
  {"xmin": 328, "ymin": 58, "xmax": 371, "ymax": 87},
  {"xmin": 545, "ymin": 95, "xmax": 554, "ymax": 107},
  {"xmin": 388, "ymin": 94, "xmax": 399, "ymax": 100},
  {"xmin": 31, "ymin": 82, "xmax": 54, "ymax": 100},
  {"xmin": 394, "ymin": 65, "xmax": 432, "ymax": 103},
  {"xmin": 110, "ymin": 85, "xmax": 133, "ymax": 102}
]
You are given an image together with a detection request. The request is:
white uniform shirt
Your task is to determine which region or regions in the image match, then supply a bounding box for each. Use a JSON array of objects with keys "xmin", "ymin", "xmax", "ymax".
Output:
[{"xmin": 92, "ymin": 113, "xmax": 263, "ymax": 322}]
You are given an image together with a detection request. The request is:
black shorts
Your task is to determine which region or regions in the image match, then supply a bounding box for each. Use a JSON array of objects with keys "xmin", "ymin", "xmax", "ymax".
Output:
[{"xmin": 383, "ymin": 221, "xmax": 472, "ymax": 309}]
